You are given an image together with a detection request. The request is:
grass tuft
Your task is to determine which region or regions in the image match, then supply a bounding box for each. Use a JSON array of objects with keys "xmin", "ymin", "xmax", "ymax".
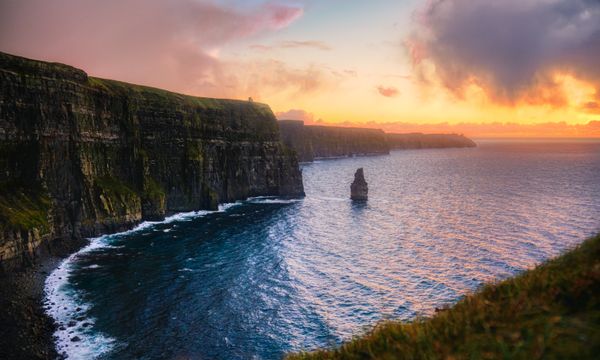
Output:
[{"xmin": 0, "ymin": 184, "xmax": 51, "ymax": 233}]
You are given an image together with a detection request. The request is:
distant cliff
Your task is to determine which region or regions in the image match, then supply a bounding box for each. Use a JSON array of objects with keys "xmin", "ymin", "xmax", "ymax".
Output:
[
  {"xmin": 278, "ymin": 120, "xmax": 390, "ymax": 162},
  {"xmin": 386, "ymin": 133, "xmax": 476, "ymax": 149},
  {"xmin": 0, "ymin": 52, "xmax": 304, "ymax": 269},
  {"xmin": 278, "ymin": 120, "xmax": 476, "ymax": 162}
]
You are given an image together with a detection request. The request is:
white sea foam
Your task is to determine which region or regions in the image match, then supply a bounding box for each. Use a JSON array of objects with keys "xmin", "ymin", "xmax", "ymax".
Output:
[
  {"xmin": 43, "ymin": 202, "xmax": 239, "ymax": 359},
  {"xmin": 247, "ymin": 196, "xmax": 301, "ymax": 205},
  {"xmin": 44, "ymin": 235, "xmax": 118, "ymax": 359}
]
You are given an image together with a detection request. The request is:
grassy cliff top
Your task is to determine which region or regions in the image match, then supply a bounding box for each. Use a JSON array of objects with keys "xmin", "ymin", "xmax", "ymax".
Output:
[
  {"xmin": 86, "ymin": 77, "xmax": 273, "ymax": 114},
  {"xmin": 0, "ymin": 51, "xmax": 273, "ymax": 114},
  {"xmin": 289, "ymin": 234, "xmax": 600, "ymax": 359}
]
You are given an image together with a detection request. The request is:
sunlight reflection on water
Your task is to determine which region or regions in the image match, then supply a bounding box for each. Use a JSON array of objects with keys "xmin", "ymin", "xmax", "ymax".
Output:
[{"xmin": 50, "ymin": 141, "xmax": 600, "ymax": 359}]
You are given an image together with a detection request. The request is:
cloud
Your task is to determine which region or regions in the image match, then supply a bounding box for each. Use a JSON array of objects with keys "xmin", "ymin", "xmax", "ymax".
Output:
[
  {"xmin": 279, "ymin": 40, "xmax": 331, "ymax": 50},
  {"xmin": 406, "ymin": 0, "xmax": 600, "ymax": 105},
  {"xmin": 0, "ymin": 0, "xmax": 304, "ymax": 96},
  {"xmin": 581, "ymin": 101, "xmax": 600, "ymax": 114},
  {"xmin": 376, "ymin": 85, "xmax": 400, "ymax": 98},
  {"xmin": 275, "ymin": 109, "xmax": 317, "ymax": 123},
  {"xmin": 239, "ymin": 59, "xmax": 334, "ymax": 99},
  {"xmin": 250, "ymin": 40, "xmax": 331, "ymax": 51}
]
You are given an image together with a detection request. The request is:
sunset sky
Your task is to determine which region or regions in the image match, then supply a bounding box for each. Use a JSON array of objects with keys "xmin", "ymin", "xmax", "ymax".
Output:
[{"xmin": 1, "ymin": 0, "xmax": 599, "ymax": 137}]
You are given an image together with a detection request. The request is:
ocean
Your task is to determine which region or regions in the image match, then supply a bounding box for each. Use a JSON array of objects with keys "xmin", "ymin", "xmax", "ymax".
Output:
[{"xmin": 44, "ymin": 140, "xmax": 600, "ymax": 359}]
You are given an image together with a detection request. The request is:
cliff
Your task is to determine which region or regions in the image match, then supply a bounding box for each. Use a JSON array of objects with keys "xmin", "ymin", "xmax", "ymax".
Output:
[
  {"xmin": 386, "ymin": 133, "xmax": 476, "ymax": 149},
  {"xmin": 278, "ymin": 120, "xmax": 390, "ymax": 162},
  {"xmin": 278, "ymin": 121, "xmax": 476, "ymax": 162},
  {"xmin": 0, "ymin": 52, "xmax": 304, "ymax": 269}
]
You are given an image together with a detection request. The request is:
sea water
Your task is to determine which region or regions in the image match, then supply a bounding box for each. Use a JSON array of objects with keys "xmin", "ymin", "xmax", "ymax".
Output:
[{"xmin": 44, "ymin": 140, "xmax": 600, "ymax": 359}]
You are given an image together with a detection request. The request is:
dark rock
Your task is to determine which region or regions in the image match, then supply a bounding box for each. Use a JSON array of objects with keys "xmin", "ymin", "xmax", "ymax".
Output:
[
  {"xmin": 350, "ymin": 168, "xmax": 368, "ymax": 201},
  {"xmin": 385, "ymin": 133, "xmax": 476, "ymax": 149},
  {"xmin": 0, "ymin": 51, "xmax": 305, "ymax": 270},
  {"xmin": 278, "ymin": 120, "xmax": 477, "ymax": 163},
  {"xmin": 70, "ymin": 336, "xmax": 81, "ymax": 342},
  {"xmin": 279, "ymin": 120, "xmax": 389, "ymax": 162}
]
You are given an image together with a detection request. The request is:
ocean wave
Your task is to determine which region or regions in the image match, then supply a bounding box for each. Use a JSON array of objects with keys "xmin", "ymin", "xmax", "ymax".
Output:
[
  {"xmin": 43, "ymin": 235, "xmax": 118, "ymax": 359},
  {"xmin": 247, "ymin": 196, "xmax": 302, "ymax": 205}
]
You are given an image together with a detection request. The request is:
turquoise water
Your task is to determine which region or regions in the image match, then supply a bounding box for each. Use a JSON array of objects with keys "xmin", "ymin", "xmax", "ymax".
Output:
[{"xmin": 45, "ymin": 141, "xmax": 600, "ymax": 359}]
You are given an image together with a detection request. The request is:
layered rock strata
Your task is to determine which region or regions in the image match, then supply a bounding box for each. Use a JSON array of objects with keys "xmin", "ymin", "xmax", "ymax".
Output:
[{"xmin": 0, "ymin": 52, "xmax": 304, "ymax": 269}]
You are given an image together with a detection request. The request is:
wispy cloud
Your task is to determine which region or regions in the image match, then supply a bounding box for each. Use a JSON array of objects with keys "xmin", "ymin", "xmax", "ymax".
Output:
[
  {"xmin": 236, "ymin": 59, "xmax": 333, "ymax": 98},
  {"xmin": 250, "ymin": 40, "xmax": 331, "ymax": 51}
]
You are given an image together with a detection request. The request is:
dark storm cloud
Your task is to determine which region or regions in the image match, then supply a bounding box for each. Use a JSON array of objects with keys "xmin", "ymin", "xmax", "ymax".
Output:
[{"xmin": 406, "ymin": 0, "xmax": 600, "ymax": 104}]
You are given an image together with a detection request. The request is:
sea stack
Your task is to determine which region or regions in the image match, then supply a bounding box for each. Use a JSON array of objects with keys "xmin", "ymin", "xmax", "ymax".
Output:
[{"xmin": 350, "ymin": 168, "xmax": 368, "ymax": 201}]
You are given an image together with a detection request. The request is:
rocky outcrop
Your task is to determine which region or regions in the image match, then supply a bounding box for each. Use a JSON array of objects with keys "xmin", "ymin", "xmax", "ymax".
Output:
[
  {"xmin": 279, "ymin": 120, "xmax": 390, "ymax": 162},
  {"xmin": 350, "ymin": 168, "xmax": 368, "ymax": 201},
  {"xmin": 0, "ymin": 52, "xmax": 304, "ymax": 269},
  {"xmin": 385, "ymin": 133, "xmax": 476, "ymax": 149}
]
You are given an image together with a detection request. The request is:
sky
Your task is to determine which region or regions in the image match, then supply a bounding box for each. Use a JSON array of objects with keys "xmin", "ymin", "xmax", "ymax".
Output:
[{"xmin": 1, "ymin": 0, "xmax": 599, "ymax": 137}]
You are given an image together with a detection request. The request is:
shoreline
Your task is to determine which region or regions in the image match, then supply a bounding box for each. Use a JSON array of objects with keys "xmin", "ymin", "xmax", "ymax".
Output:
[
  {"xmin": 1, "ymin": 197, "xmax": 596, "ymax": 359},
  {"xmin": 0, "ymin": 202, "xmax": 250, "ymax": 359},
  {"xmin": 0, "ymin": 249, "xmax": 78, "ymax": 360}
]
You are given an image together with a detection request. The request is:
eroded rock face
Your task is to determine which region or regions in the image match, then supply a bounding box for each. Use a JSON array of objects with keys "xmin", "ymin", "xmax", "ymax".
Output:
[
  {"xmin": 350, "ymin": 168, "xmax": 368, "ymax": 201},
  {"xmin": 385, "ymin": 133, "xmax": 476, "ymax": 149},
  {"xmin": 0, "ymin": 51, "xmax": 304, "ymax": 269},
  {"xmin": 278, "ymin": 120, "xmax": 390, "ymax": 162}
]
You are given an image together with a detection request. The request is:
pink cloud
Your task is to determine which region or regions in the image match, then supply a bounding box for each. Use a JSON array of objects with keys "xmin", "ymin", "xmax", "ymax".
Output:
[
  {"xmin": 377, "ymin": 86, "xmax": 399, "ymax": 98},
  {"xmin": 0, "ymin": 0, "xmax": 303, "ymax": 96},
  {"xmin": 234, "ymin": 58, "xmax": 356, "ymax": 101},
  {"xmin": 251, "ymin": 40, "xmax": 331, "ymax": 51}
]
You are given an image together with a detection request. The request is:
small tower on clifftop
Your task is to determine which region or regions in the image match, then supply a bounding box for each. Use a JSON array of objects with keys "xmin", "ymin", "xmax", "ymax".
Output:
[{"xmin": 350, "ymin": 168, "xmax": 368, "ymax": 201}]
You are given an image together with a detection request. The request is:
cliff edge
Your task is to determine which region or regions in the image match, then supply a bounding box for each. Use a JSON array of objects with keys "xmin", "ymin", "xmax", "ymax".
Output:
[
  {"xmin": 386, "ymin": 132, "xmax": 476, "ymax": 149},
  {"xmin": 0, "ymin": 52, "xmax": 304, "ymax": 270}
]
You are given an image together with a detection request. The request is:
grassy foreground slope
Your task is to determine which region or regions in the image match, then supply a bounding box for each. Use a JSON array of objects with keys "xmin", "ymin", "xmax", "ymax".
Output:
[{"xmin": 290, "ymin": 234, "xmax": 600, "ymax": 359}]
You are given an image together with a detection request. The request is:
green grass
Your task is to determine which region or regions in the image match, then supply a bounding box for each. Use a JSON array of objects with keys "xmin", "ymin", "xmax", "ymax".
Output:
[
  {"xmin": 289, "ymin": 234, "xmax": 600, "ymax": 359},
  {"xmin": 0, "ymin": 185, "xmax": 51, "ymax": 233},
  {"xmin": 143, "ymin": 178, "xmax": 166, "ymax": 201},
  {"xmin": 94, "ymin": 176, "xmax": 138, "ymax": 204},
  {"xmin": 95, "ymin": 176, "xmax": 136, "ymax": 197},
  {"xmin": 87, "ymin": 76, "xmax": 273, "ymax": 111}
]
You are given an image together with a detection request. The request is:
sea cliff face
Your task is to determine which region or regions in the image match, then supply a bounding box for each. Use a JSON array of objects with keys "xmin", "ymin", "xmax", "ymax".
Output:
[
  {"xmin": 386, "ymin": 133, "xmax": 476, "ymax": 149},
  {"xmin": 0, "ymin": 52, "xmax": 304, "ymax": 269},
  {"xmin": 278, "ymin": 120, "xmax": 390, "ymax": 162},
  {"xmin": 278, "ymin": 120, "xmax": 476, "ymax": 162}
]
